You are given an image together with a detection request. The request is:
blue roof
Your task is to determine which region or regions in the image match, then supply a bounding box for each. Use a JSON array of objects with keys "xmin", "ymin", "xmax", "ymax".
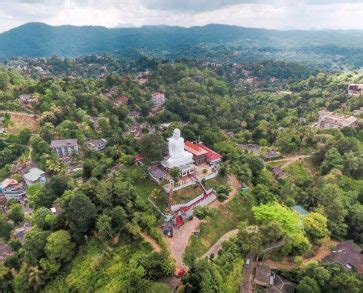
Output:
[{"xmin": 292, "ymin": 205, "xmax": 309, "ymax": 216}]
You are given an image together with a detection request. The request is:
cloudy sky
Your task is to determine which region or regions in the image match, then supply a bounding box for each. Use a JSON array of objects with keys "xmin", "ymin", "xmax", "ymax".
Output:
[{"xmin": 0, "ymin": 0, "xmax": 363, "ymax": 32}]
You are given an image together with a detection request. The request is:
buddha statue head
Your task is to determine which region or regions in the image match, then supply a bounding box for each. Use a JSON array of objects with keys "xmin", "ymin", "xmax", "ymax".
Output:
[{"xmin": 173, "ymin": 128, "xmax": 181, "ymax": 140}]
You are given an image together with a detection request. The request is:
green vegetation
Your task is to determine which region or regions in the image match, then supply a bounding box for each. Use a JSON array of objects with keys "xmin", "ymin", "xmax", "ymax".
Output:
[{"xmin": 184, "ymin": 194, "xmax": 253, "ymax": 264}]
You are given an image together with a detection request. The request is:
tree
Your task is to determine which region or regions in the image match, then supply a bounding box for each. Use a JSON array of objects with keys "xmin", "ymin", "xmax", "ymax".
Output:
[
  {"xmin": 215, "ymin": 184, "xmax": 231, "ymax": 202},
  {"xmin": 97, "ymin": 214, "xmax": 114, "ymax": 239},
  {"xmin": 45, "ymin": 230, "xmax": 75, "ymax": 264},
  {"xmin": 297, "ymin": 276, "xmax": 321, "ymax": 293},
  {"xmin": 253, "ymin": 202, "xmax": 310, "ymax": 255},
  {"xmin": 139, "ymin": 134, "xmax": 166, "ymax": 163},
  {"xmin": 194, "ymin": 206, "xmax": 215, "ymax": 220},
  {"xmin": 169, "ymin": 167, "xmax": 181, "ymax": 182},
  {"xmin": 321, "ymin": 148, "xmax": 342, "ymax": 175},
  {"xmin": 252, "ymin": 183, "xmax": 275, "ymax": 204},
  {"xmin": 138, "ymin": 252, "xmax": 175, "ymax": 280},
  {"xmin": 302, "ymin": 212, "xmax": 330, "ymax": 243},
  {"xmin": 66, "ymin": 192, "xmax": 97, "ymax": 242},
  {"xmin": 8, "ymin": 203, "xmax": 24, "ymax": 224},
  {"xmin": 18, "ymin": 128, "xmax": 32, "ymax": 145},
  {"xmin": 28, "ymin": 266, "xmax": 45, "ymax": 290},
  {"xmin": 23, "ymin": 228, "xmax": 50, "ymax": 264},
  {"xmin": 32, "ymin": 207, "xmax": 52, "ymax": 230},
  {"xmin": 0, "ymin": 213, "xmax": 14, "ymax": 239}
]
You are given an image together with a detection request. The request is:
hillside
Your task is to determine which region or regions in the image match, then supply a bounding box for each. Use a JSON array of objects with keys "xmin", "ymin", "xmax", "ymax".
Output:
[{"xmin": 1, "ymin": 23, "xmax": 363, "ymax": 69}]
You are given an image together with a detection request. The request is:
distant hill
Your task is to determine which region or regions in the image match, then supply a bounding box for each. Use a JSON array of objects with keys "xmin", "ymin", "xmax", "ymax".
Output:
[{"xmin": 1, "ymin": 23, "xmax": 363, "ymax": 68}]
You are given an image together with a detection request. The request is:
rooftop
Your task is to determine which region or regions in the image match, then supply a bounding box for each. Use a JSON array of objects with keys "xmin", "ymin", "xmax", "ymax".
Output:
[
  {"xmin": 318, "ymin": 110, "xmax": 358, "ymax": 127},
  {"xmin": 323, "ymin": 240, "xmax": 363, "ymax": 276},
  {"xmin": 254, "ymin": 263, "xmax": 272, "ymax": 286},
  {"xmin": 50, "ymin": 139, "xmax": 78, "ymax": 148},
  {"xmin": 24, "ymin": 167, "xmax": 45, "ymax": 182},
  {"xmin": 292, "ymin": 205, "xmax": 309, "ymax": 216}
]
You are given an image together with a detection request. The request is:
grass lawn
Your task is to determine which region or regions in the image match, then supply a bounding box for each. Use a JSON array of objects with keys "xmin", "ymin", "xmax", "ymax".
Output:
[
  {"xmin": 266, "ymin": 161, "xmax": 285, "ymax": 168},
  {"xmin": 204, "ymin": 175, "xmax": 228, "ymax": 189},
  {"xmin": 134, "ymin": 177, "xmax": 169, "ymax": 210},
  {"xmin": 173, "ymin": 184, "xmax": 202, "ymax": 204},
  {"xmin": 184, "ymin": 193, "xmax": 254, "ymax": 265}
]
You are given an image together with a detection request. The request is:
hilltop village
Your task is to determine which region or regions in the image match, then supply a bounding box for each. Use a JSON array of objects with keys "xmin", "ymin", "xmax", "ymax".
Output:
[{"xmin": 0, "ymin": 58, "xmax": 362, "ymax": 292}]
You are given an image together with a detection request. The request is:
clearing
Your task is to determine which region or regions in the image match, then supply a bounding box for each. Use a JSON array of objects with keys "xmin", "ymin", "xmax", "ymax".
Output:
[{"xmin": 0, "ymin": 111, "xmax": 40, "ymax": 134}]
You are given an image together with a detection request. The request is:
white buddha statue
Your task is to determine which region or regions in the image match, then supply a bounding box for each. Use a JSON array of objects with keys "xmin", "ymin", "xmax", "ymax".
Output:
[{"xmin": 162, "ymin": 129, "xmax": 193, "ymax": 168}]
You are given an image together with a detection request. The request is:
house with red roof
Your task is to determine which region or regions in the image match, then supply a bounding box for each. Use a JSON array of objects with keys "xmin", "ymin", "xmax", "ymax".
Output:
[{"xmin": 184, "ymin": 141, "xmax": 222, "ymax": 168}]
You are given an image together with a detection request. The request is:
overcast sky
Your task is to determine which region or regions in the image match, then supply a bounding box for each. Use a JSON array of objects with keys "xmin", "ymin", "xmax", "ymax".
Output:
[{"xmin": 0, "ymin": 0, "xmax": 363, "ymax": 33}]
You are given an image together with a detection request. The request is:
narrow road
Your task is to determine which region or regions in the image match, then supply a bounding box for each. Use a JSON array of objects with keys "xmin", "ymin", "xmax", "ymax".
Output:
[
  {"xmin": 240, "ymin": 249, "xmax": 256, "ymax": 293},
  {"xmin": 140, "ymin": 232, "xmax": 161, "ymax": 253},
  {"xmin": 200, "ymin": 229, "xmax": 239, "ymax": 259}
]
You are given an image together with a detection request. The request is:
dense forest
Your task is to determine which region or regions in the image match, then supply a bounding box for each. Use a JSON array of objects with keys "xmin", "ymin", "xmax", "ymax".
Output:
[
  {"xmin": 1, "ymin": 23, "xmax": 363, "ymax": 69},
  {"xmin": 0, "ymin": 57, "xmax": 362, "ymax": 292}
]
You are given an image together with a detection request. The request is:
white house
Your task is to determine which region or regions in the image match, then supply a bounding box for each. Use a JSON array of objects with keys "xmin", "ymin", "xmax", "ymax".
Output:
[
  {"xmin": 50, "ymin": 139, "xmax": 79, "ymax": 157},
  {"xmin": 23, "ymin": 168, "xmax": 46, "ymax": 186},
  {"xmin": 86, "ymin": 139, "xmax": 107, "ymax": 151},
  {"xmin": 151, "ymin": 92, "xmax": 165, "ymax": 106}
]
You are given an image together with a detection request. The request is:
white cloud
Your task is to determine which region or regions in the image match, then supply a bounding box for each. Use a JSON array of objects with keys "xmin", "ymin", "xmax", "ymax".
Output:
[{"xmin": 0, "ymin": 0, "xmax": 362, "ymax": 32}]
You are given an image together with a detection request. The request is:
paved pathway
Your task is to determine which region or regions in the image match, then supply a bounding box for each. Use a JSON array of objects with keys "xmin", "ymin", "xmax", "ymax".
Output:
[
  {"xmin": 165, "ymin": 217, "xmax": 201, "ymax": 271},
  {"xmin": 240, "ymin": 249, "xmax": 256, "ymax": 293},
  {"xmin": 201, "ymin": 229, "xmax": 239, "ymax": 259}
]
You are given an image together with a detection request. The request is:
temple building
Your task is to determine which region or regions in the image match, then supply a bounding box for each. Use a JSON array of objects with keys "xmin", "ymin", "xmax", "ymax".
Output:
[{"xmin": 184, "ymin": 141, "xmax": 222, "ymax": 168}]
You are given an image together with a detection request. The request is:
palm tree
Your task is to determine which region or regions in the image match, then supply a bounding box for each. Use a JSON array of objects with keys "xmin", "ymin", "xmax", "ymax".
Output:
[{"xmin": 28, "ymin": 266, "xmax": 45, "ymax": 290}]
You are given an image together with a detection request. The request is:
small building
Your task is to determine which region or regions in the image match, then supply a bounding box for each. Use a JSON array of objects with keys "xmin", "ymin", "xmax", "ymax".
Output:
[
  {"xmin": 50, "ymin": 139, "xmax": 79, "ymax": 157},
  {"xmin": 151, "ymin": 92, "xmax": 165, "ymax": 106},
  {"xmin": 184, "ymin": 141, "xmax": 208, "ymax": 165},
  {"xmin": 271, "ymin": 167, "xmax": 285, "ymax": 179},
  {"xmin": 266, "ymin": 275, "xmax": 296, "ymax": 293},
  {"xmin": 184, "ymin": 141, "xmax": 222, "ymax": 168},
  {"xmin": 1, "ymin": 178, "xmax": 26, "ymax": 201},
  {"xmin": 124, "ymin": 123, "xmax": 144, "ymax": 139},
  {"xmin": 239, "ymin": 144, "xmax": 260, "ymax": 154},
  {"xmin": 0, "ymin": 241, "xmax": 12, "ymax": 262},
  {"xmin": 86, "ymin": 138, "xmax": 107, "ymax": 151},
  {"xmin": 348, "ymin": 84, "xmax": 363, "ymax": 96},
  {"xmin": 23, "ymin": 167, "xmax": 46, "ymax": 186},
  {"xmin": 317, "ymin": 110, "xmax": 358, "ymax": 129},
  {"xmin": 254, "ymin": 263, "xmax": 273, "ymax": 287},
  {"xmin": 134, "ymin": 154, "xmax": 144, "ymax": 165},
  {"xmin": 128, "ymin": 111, "xmax": 141, "ymax": 119},
  {"xmin": 323, "ymin": 240, "xmax": 363, "ymax": 276},
  {"xmin": 148, "ymin": 166, "xmax": 166, "ymax": 184},
  {"xmin": 352, "ymin": 107, "xmax": 363, "ymax": 116},
  {"xmin": 19, "ymin": 94, "xmax": 37, "ymax": 104},
  {"xmin": 114, "ymin": 95, "xmax": 128, "ymax": 106},
  {"xmin": 292, "ymin": 205, "xmax": 309, "ymax": 217},
  {"xmin": 264, "ymin": 151, "xmax": 282, "ymax": 161}
]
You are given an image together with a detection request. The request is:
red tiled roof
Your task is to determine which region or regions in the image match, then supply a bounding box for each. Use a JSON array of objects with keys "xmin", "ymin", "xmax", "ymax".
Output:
[
  {"xmin": 135, "ymin": 154, "xmax": 144, "ymax": 161},
  {"xmin": 199, "ymin": 144, "xmax": 222, "ymax": 161},
  {"xmin": 185, "ymin": 141, "xmax": 207, "ymax": 156}
]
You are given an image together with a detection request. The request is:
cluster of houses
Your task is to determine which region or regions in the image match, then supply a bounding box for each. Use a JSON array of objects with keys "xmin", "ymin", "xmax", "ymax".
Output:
[{"xmin": 0, "ymin": 166, "xmax": 46, "ymax": 201}]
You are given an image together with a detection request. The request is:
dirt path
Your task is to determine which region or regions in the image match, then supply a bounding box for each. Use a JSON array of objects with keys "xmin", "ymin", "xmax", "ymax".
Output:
[
  {"xmin": 201, "ymin": 229, "xmax": 239, "ymax": 259},
  {"xmin": 263, "ymin": 241, "xmax": 337, "ymax": 270},
  {"xmin": 267, "ymin": 155, "xmax": 311, "ymax": 168},
  {"xmin": 165, "ymin": 217, "xmax": 201, "ymax": 271},
  {"xmin": 210, "ymin": 174, "xmax": 241, "ymax": 207},
  {"xmin": 140, "ymin": 232, "xmax": 161, "ymax": 253}
]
